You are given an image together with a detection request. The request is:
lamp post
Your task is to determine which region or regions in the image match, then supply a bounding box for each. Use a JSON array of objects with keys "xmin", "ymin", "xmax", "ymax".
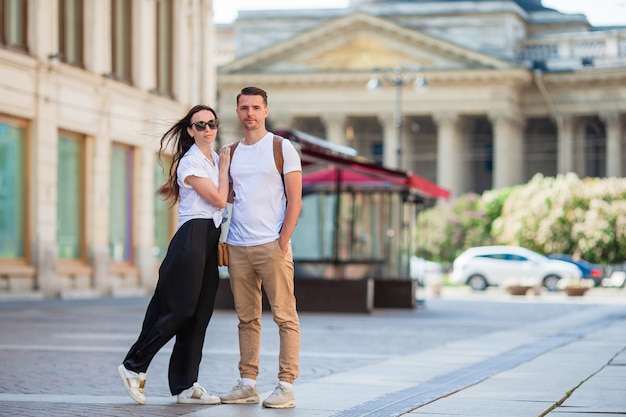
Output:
[{"xmin": 367, "ymin": 67, "xmax": 428, "ymax": 169}]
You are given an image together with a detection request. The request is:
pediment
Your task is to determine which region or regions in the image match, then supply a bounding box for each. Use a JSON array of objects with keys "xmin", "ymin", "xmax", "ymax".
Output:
[{"xmin": 219, "ymin": 12, "xmax": 514, "ymax": 74}]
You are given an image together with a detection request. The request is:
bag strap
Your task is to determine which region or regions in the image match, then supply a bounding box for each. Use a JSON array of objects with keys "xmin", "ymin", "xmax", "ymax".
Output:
[
  {"xmin": 273, "ymin": 136, "xmax": 285, "ymax": 197},
  {"xmin": 272, "ymin": 135, "xmax": 284, "ymax": 175}
]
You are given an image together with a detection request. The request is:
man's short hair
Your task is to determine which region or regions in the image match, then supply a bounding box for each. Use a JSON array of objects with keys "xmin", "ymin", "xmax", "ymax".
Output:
[{"xmin": 237, "ymin": 86, "xmax": 268, "ymax": 106}]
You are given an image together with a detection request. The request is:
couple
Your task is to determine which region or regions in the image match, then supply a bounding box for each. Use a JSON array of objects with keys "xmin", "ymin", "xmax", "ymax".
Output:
[{"xmin": 117, "ymin": 86, "xmax": 303, "ymax": 409}]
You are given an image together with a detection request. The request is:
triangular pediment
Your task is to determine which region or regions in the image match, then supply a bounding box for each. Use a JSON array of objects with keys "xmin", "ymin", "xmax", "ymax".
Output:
[
  {"xmin": 219, "ymin": 12, "xmax": 514, "ymax": 74},
  {"xmin": 306, "ymin": 32, "xmax": 435, "ymax": 70}
]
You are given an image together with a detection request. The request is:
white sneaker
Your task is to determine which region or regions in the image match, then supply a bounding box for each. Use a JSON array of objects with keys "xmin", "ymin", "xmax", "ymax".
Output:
[
  {"xmin": 118, "ymin": 364, "xmax": 146, "ymax": 405},
  {"xmin": 219, "ymin": 381, "xmax": 260, "ymax": 404},
  {"xmin": 262, "ymin": 384, "xmax": 295, "ymax": 409},
  {"xmin": 177, "ymin": 382, "xmax": 220, "ymax": 405}
]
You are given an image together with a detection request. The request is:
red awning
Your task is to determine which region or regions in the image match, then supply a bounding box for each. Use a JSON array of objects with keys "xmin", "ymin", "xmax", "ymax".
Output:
[
  {"xmin": 303, "ymin": 166, "xmax": 393, "ymax": 185},
  {"xmin": 276, "ymin": 129, "xmax": 450, "ymax": 200}
]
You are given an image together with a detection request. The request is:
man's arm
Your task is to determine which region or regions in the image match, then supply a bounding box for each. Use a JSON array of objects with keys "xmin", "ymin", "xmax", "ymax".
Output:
[{"xmin": 278, "ymin": 170, "xmax": 302, "ymax": 252}]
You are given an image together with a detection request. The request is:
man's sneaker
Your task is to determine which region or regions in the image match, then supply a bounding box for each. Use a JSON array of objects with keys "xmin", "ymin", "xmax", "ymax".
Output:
[
  {"xmin": 177, "ymin": 382, "xmax": 220, "ymax": 405},
  {"xmin": 118, "ymin": 364, "xmax": 147, "ymax": 405},
  {"xmin": 262, "ymin": 384, "xmax": 295, "ymax": 409},
  {"xmin": 219, "ymin": 381, "xmax": 259, "ymax": 404}
]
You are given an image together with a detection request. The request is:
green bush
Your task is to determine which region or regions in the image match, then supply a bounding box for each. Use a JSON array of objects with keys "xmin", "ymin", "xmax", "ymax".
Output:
[
  {"xmin": 415, "ymin": 174, "xmax": 626, "ymax": 264},
  {"xmin": 415, "ymin": 193, "xmax": 493, "ymax": 262}
]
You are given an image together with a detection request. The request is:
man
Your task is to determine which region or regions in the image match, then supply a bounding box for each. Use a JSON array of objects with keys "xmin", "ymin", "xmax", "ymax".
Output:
[{"xmin": 219, "ymin": 86, "xmax": 303, "ymax": 409}]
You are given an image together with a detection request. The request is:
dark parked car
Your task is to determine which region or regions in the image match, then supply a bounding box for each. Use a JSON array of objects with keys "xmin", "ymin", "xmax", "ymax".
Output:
[{"xmin": 547, "ymin": 254, "xmax": 604, "ymax": 286}]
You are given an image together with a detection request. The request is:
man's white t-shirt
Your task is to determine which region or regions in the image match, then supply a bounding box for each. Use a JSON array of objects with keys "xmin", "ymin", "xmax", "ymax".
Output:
[
  {"xmin": 177, "ymin": 144, "xmax": 225, "ymax": 229},
  {"xmin": 226, "ymin": 132, "xmax": 302, "ymax": 246}
]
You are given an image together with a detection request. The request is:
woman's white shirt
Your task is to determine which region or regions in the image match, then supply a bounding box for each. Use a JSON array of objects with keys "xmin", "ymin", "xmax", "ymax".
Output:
[{"xmin": 176, "ymin": 144, "xmax": 224, "ymax": 229}]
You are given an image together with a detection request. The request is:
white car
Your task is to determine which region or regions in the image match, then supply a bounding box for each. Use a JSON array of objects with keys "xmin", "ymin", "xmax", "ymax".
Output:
[{"xmin": 449, "ymin": 246, "xmax": 582, "ymax": 291}]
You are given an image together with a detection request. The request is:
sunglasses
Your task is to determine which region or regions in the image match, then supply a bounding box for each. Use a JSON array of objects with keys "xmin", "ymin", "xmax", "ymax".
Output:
[{"xmin": 191, "ymin": 119, "xmax": 219, "ymax": 131}]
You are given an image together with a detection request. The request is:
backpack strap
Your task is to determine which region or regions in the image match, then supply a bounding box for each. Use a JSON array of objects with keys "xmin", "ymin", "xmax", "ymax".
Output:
[
  {"xmin": 273, "ymin": 135, "xmax": 286, "ymax": 197},
  {"xmin": 228, "ymin": 141, "xmax": 239, "ymax": 159},
  {"xmin": 273, "ymin": 135, "xmax": 284, "ymax": 174},
  {"xmin": 226, "ymin": 141, "xmax": 239, "ymax": 203}
]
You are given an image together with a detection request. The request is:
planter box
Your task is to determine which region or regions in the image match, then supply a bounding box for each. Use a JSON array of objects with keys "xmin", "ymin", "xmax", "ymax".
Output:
[
  {"xmin": 214, "ymin": 277, "xmax": 374, "ymax": 313},
  {"xmin": 215, "ymin": 277, "xmax": 417, "ymax": 313},
  {"xmin": 296, "ymin": 278, "xmax": 374, "ymax": 313},
  {"xmin": 563, "ymin": 287, "xmax": 590, "ymax": 297},
  {"xmin": 374, "ymin": 279, "xmax": 417, "ymax": 309},
  {"xmin": 505, "ymin": 285, "xmax": 533, "ymax": 296}
]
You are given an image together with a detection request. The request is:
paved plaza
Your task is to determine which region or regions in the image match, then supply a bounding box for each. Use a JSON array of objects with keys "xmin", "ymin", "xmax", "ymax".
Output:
[{"xmin": 0, "ymin": 286, "xmax": 625, "ymax": 417}]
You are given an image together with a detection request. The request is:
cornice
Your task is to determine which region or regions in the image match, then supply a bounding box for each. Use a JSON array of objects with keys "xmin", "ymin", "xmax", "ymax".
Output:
[
  {"xmin": 539, "ymin": 68, "xmax": 626, "ymax": 86},
  {"xmin": 217, "ymin": 68, "xmax": 532, "ymax": 88}
]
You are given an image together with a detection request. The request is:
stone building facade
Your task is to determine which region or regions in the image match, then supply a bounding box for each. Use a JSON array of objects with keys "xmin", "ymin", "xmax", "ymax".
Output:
[
  {"xmin": 216, "ymin": 0, "xmax": 626, "ymax": 198},
  {"xmin": 0, "ymin": 0, "xmax": 217, "ymax": 299}
]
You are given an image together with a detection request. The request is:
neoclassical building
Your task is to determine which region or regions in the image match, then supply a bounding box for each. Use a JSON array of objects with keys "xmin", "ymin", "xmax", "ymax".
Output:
[
  {"xmin": 0, "ymin": 0, "xmax": 217, "ymax": 299},
  {"xmin": 216, "ymin": 0, "xmax": 626, "ymax": 198},
  {"xmin": 2, "ymin": 0, "xmax": 624, "ymax": 300}
]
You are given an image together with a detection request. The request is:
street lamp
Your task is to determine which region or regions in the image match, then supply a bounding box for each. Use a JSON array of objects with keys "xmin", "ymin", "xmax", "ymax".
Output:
[{"xmin": 367, "ymin": 67, "xmax": 428, "ymax": 169}]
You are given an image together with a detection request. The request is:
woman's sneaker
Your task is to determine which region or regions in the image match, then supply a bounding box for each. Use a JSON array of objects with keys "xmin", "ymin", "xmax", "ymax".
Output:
[
  {"xmin": 262, "ymin": 384, "xmax": 295, "ymax": 409},
  {"xmin": 118, "ymin": 365, "xmax": 147, "ymax": 405},
  {"xmin": 219, "ymin": 381, "xmax": 259, "ymax": 404},
  {"xmin": 177, "ymin": 382, "xmax": 220, "ymax": 405}
]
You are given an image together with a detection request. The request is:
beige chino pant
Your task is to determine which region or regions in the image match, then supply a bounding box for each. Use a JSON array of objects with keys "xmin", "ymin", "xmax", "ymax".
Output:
[{"xmin": 228, "ymin": 240, "xmax": 300, "ymax": 383}]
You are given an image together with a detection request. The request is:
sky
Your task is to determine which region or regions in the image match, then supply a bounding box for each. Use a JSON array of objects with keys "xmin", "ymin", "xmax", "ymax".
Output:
[{"xmin": 213, "ymin": 0, "xmax": 626, "ymax": 27}]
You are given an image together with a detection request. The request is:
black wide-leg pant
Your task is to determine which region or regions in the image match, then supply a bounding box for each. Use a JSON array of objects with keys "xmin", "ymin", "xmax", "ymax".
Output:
[{"xmin": 123, "ymin": 218, "xmax": 221, "ymax": 395}]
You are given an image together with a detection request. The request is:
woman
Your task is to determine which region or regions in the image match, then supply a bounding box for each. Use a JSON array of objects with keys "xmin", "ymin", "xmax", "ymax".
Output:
[{"xmin": 118, "ymin": 105, "xmax": 230, "ymax": 405}]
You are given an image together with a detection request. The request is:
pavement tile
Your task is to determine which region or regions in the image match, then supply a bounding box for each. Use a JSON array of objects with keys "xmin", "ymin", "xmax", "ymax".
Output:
[{"xmin": 1, "ymin": 290, "xmax": 625, "ymax": 417}]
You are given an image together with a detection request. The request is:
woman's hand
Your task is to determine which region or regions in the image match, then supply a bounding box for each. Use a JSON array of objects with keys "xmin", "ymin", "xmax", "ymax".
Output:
[{"xmin": 219, "ymin": 146, "xmax": 231, "ymax": 172}]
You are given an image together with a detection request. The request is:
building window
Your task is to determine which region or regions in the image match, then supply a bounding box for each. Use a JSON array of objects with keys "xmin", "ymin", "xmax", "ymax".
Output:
[
  {"xmin": 109, "ymin": 144, "xmax": 134, "ymax": 263},
  {"xmin": 156, "ymin": 0, "xmax": 173, "ymax": 95},
  {"xmin": 57, "ymin": 132, "xmax": 85, "ymax": 260},
  {"xmin": 59, "ymin": 0, "xmax": 84, "ymax": 66},
  {"xmin": 154, "ymin": 155, "xmax": 173, "ymax": 262},
  {"xmin": 111, "ymin": 0, "xmax": 132, "ymax": 82},
  {"xmin": 0, "ymin": 0, "xmax": 28, "ymax": 51},
  {"xmin": 372, "ymin": 143, "xmax": 383, "ymax": 165},
  {"xmin": 0, "ymin": 118, "xmax": 26, "ymax": 259}
]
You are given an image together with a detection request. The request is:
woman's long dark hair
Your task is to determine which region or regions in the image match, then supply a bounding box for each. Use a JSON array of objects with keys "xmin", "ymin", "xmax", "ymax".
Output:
[{"xmin": 158, "ymin": 104, "xmax": 218, "ymax": 205}]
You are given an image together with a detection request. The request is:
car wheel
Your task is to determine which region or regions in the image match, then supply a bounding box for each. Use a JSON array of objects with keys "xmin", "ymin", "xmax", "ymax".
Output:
[
  {"xmin": 543, "ymin": 274, "xmax": 561, "ymax": 292},
  {"xmin": 467, "ymin": 274, "xmax": 488, "ymax": 291}
]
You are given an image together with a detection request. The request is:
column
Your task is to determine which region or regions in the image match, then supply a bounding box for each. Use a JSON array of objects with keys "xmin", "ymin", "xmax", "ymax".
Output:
[
  {"xmin": 133, "ymin": 0, "xmax": 155, "ymax": 91},
  {"xmin": 90, "ymin": 95, "xmax": 113, "ymax": 296},
  {"xmin": 601, "ymin": 111, "xmax": 623, "ymax": 177},
  {"xmin": 434, "ymin": 112, "xmax": 465, "ymax": 198},
  {"xmin": 489, "ymin": 112, "xmax": 525, "ymax": 189},
  {"xmin": 573, "ymin": 120, "xmax": 586, "ymax": 176},
  {"xmin": 84, "ymin": 0, "xmax": 111, "ymax": 75},
  {"xmin": 321, "ymin": 114, "xmax": 347, "ymax": 147},
  {"xmin": 136, "ymin": 146, "xmax": 157, "ymax": 288},
  {"xmin": 30, "ymin": 0, "xmax": 56, "ymax": 61},
  {"xmin": 33, "ymin": 66, "xmax": 60, "ymax": 297},
  {"xmin": 556, "ymin": 114, "xmax": 575, "ymax": 174},
  {"xmin": 201, "ymin": 0, "xmax": 217, "ymax": 105},
  {"xmin": 379, "ymin": 113, "xmax": 398, "ymax": 168},
  {"xmin": 174, "ymin": 0, "xmax": 193, "ymax": 105}
]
